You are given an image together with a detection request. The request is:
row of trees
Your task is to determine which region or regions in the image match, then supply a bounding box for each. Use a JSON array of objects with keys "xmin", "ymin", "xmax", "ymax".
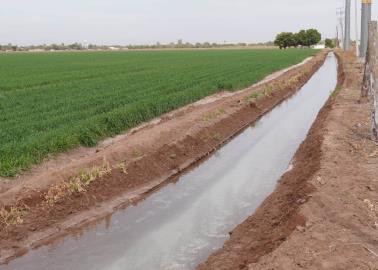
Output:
[
  {"xmin": 127, "ymin": 40, "xmax": 274, "ymax": 50},
  {"xmin": 274, "ymin": 29, "xmax": 322, "ymax": 49},
  {"xmin": 0, "ymin": 41, "xmax": 275, "ymax": 52},
  {"xmin": 2, "ymin": 35, "xmax": 331, "ymax": 52},
  {"xmin": 0, "ymin": 43, "xmax": 93, "ymax": 52}
]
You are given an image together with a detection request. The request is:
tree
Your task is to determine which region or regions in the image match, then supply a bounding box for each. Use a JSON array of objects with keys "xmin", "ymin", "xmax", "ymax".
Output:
[
  {"xmin": 176, "ymin": 39, "xmax": 183, "ymax": 48},
  {"xmin": 295, "ymin": 30, "xmax": 309, "ymax": 47},
  {"xmin": 202, "ymin": 42, "xmax": 211, "ymax": 48},
  {"xmin": 274, "ymin": 32, "xmax": 296, "ymax": 49},
  {"xmin": 276, "ymin": 29, "xmax": 322, "ymax": 49},
  {"xmin": 325, "ymin": 39, "xmax": 335, "ymax": 48},
  {"xmin": 306, "ymin": 29, "xmax": 322, "ymax": 46}
]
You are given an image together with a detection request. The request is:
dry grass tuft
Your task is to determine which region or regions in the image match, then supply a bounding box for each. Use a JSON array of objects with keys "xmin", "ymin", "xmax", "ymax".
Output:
[
  {"xmin": 43, "ymin": 158, "xmax": 113, "ymax": 207},
  {"xmin": 0, "ymin": 205, "xmax": 29, "ymax": 229},
  {"xmin": 202, "ymin": 109, "xmax": 226, "ymax": 122},
  {"xmin": 115, "ymin": 161, "xmax": 128, "ymax": 174}
]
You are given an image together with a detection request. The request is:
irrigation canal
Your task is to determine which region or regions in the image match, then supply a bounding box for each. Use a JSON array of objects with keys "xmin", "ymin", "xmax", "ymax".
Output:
[{"xmin": 4, "ymin": 53, "xmax": 338, "ymax": 270}]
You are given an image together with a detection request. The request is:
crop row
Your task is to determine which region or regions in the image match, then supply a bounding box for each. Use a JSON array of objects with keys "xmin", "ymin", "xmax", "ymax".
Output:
[{"xmin": 0, "ymin": 49, "xmax": 317, "ymax": 177}]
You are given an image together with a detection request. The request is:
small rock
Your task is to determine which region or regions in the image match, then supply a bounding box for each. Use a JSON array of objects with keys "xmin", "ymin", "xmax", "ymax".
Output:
[
  {"xmin": 317, "ymin": 176, "xmax": 325, "ymax": 185},
  {"xmin": 305, "ymin": 221, "xmax": 314, "ymax": 228},
  {"xmin": 364, "ymin": 199, "xmax": 376, "ymax": 212},
  {"xmin": 297, "ymin": 198, "xmax": 306, "ymax": 204},
  {"xmin": 296, "ymin": 226, "xmax": 306, "ymax": 233},
  {"xmin": 367, "ymin": 185, "xmax": 375, "ymax": 191}
]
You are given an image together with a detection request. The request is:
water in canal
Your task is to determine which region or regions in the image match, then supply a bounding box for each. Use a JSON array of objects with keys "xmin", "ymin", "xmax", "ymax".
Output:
[{"xmin": 4, "ymin": 53, "xmax": 338, "ymax": 270}]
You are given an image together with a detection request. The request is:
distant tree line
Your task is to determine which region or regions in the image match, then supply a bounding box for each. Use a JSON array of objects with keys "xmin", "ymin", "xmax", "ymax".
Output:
[
  {"xmin": 0, "ymin": 41, "xmax": 275, "ymax": 52},
  {"xmin": 127, "ymin": 40, "xmax": 274, "ymax": 50},
  {"xmin": 274, "ymin": 29, "xmax": 322, "ymax": 49},
  {"xmin": 0, "ymin": 43, "xmax": 116, "ymax": 52}
]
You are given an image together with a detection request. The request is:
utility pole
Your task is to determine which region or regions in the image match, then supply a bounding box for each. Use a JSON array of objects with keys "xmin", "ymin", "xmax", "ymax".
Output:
[
  {"xmin": 355, "ymin": 0, "xmax": 359, "ymax": 56},
  {"xmin": 336, "ymin": 25, "xmax": 340, "ymax": 47},
  {"xmin": 344, "ymin": 0, "xmax": 351, "ymax": 51},
  {"xmin": 363, "ymin": 21, "xmax": 378, "ymax": 140},
  {"xmin": 360, "ymin": 0, "xmax": 372, "ymax": 58},
  {"xmin": 337, "ymin": 8, "xmax": 345, "ymax": 48}
]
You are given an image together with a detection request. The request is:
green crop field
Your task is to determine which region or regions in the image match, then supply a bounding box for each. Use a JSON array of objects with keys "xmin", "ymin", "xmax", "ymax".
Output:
[{"xmin": 0, "ymin": 49, "xmax": 317, "ymax": 177}]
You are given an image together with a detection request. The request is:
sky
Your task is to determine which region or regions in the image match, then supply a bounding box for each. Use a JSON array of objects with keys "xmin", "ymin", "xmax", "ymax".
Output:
[{"xmin": 1, "ymin": 0, "xmax": 378, "ymax": 46}]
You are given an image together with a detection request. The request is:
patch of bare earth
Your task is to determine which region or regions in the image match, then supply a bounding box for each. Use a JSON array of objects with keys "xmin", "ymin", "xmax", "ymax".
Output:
[
  {"xmin": 197, "ymin": 51, "xmax": 378, "ymax": 270},
  {"xmin": 0, "ymin": 51, "xmax": 327, "ymax": 264}
]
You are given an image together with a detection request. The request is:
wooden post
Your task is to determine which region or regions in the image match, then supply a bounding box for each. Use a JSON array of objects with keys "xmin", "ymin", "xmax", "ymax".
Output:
[{"xmin": 367, "ymin": 21, "xmax": 378, "ymax": 140}]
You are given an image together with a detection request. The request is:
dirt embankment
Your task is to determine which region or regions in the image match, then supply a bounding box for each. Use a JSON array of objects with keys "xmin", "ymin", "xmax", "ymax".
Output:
[
  {"xmin": 0, "ymin": 51, "xmax": 327, "ymax": 264},
  {"xmin": 198, "ymin": 51, "xmax": 378, "ymax": 269}
]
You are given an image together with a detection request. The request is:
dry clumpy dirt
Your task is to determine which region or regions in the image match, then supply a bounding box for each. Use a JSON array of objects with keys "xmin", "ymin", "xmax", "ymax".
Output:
[
  {"xmin": 197, "ymin": 51, "xmax": 378, "ymax": 270},
  {"xmin": 0, "ymin": 51, "xmax": 327, "ymax": 264}
]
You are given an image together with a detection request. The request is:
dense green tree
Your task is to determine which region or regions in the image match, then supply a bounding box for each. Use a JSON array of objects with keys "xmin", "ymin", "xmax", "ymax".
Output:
[
  {"xmin": 325, "ymin": 38, "xmax": 335, "ymax": 48},
  {"xmin": 274, "ymin": 32, "xmax": 296, "ymax": 49},
  {"xmin": 306, "ymin": 29, "xmax": 322, "ymax": 46},
  {"xmin": 295, "ymin": 30, "xmax": 309, "ymax": 46},
  {"xmin": 275, "ymin": 29, "xmax": 322, "ymax": 49}
]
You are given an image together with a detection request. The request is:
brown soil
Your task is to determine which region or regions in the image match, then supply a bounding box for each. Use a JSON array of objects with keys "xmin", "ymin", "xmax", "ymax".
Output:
[
  {"xmin": 197, "ymin": 51, "xmax": 378, "ymax": 269},
  {"xmin": 0, "ymin": 52, "xmax": 328, "ymax": 264}
]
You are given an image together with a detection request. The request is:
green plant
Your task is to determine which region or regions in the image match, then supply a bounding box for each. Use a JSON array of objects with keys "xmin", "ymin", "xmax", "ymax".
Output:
[
  {"xmin": 247, "ymin": 91, "xmax": 264, "ymax": 102},
  {"xmin": 0, "ymin": 49, "xmax": 317, "ymax": 177}
]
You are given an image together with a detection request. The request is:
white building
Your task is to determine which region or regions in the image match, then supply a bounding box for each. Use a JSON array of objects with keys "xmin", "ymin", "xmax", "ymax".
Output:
[{"xmin": 313, "ymin": 44, "xmax": 326, "ymax": 49}]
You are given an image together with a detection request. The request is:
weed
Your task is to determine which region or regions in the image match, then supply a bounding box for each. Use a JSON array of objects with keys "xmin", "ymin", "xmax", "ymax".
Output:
[
  {"xmin": 263, "ymin": 85, "xmax": 274, "ymax": 97},
  {"xmin": 210, "ymin": 132, "xmax": 222, "ymax": 141},
  {"xmin": 68, "ymin": 180, "xmax": 86, "ymax": 193},
  {"xmin": 331, "ymin": 85, "xmax": 342, "ymax": 98},
  {"xmin": 202, "ymin": 109, "xmax": 226, "ymax": 122},
  {"xmin": 115, "ymin": 161, "xmax": 128, "ymax": 174},
  {"xmin": 131, "ymin": 149, "xmax": 143, "ymax": 159},
  {"xmin": 247, "ymin": 91, "xmax": 264, "ymax": 102},
  {"xmin": 43, "ymin": 160, "xmax": 113, "ymax": 206},
  {"xmin": 0, "ymin": 205, "xmax": 29, "ymax": 228},
  {"xmin": 44, "ymin": 182, "xmax": 69, "ymax": 206}
]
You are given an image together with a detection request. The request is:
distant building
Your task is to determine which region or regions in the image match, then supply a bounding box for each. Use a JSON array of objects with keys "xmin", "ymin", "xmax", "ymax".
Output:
[
  {"xmin": 313, "ymin": 44, "xmax": 326, "ymax": 49},
  {"xmin": 82, "ymin": 40, "xmax": 89, "ymax": 50},
  {"xmin": 29, "ymin": 49, "xmax": 44, "ymax": 52}
]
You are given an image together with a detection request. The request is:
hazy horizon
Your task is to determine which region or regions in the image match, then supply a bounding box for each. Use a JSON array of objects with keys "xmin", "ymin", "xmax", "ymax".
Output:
[{"xmin": 1, "ymin": 0, "xmax": 378, "ymax": 46}]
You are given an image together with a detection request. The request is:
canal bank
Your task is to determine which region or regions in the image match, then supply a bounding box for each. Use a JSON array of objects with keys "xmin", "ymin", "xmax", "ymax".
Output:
[{"xmin": 200, "ymin": 51, "xmax": 378, "ymax": 270}]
